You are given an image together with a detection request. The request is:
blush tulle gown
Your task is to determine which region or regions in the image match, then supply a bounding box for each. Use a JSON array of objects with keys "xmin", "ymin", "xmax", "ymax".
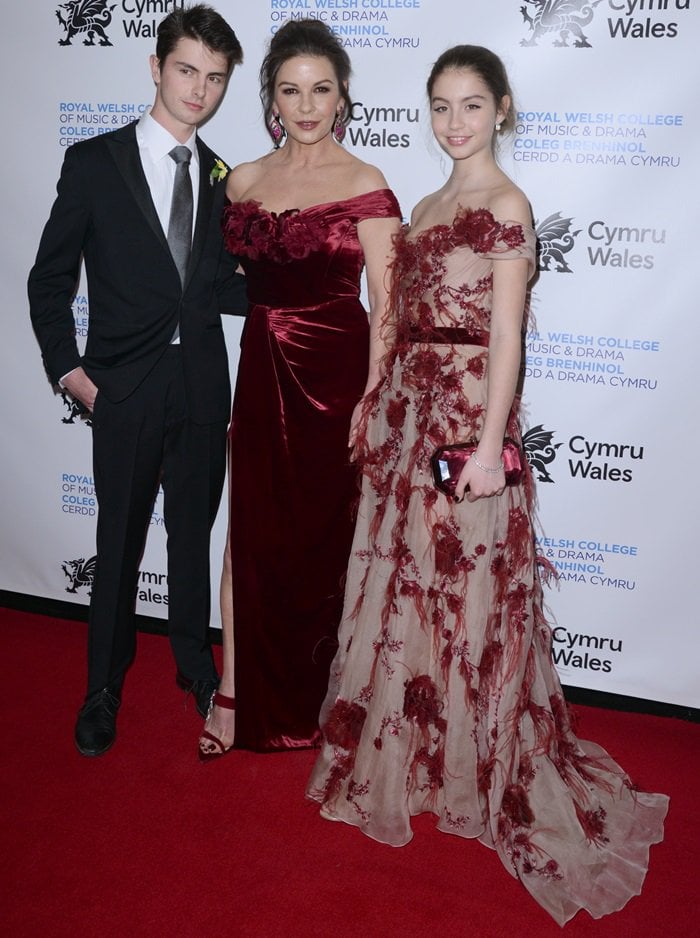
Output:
[{"xmin": 306, "ymin": 208, "xmax": 668, "ymax": 926}]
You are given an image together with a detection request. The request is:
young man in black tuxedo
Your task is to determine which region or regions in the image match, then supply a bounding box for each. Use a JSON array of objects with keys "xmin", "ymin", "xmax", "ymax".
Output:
[{"xmin": 28, "ymin": 5, "xmax": 246, "ymax": 756}]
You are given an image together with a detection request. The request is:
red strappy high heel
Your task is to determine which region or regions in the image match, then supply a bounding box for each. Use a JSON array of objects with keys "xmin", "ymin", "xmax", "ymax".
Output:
[{"xmin": 198, "ymin": 692, "xmax": 236, "ymax": 763}]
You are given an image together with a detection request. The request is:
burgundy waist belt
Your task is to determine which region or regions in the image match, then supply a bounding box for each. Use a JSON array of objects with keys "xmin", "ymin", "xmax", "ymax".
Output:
[{"xmin": 406, "ymin": 326, "xmax": 489, "ymax": 347}]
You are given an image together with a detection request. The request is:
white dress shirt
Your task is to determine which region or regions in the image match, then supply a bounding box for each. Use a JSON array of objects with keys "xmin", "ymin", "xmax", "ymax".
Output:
[{"xmin": 135, "ymin": 108, "xmax": 200, "ymax": 238}]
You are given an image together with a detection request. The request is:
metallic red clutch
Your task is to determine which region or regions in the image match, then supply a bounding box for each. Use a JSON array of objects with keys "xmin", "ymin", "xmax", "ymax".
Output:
[{"xmin": 430, "ymin": 438, "xmax": 524, "ymax": 498}]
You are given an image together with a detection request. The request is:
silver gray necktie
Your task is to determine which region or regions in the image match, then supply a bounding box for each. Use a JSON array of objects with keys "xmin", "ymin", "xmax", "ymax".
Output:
[{"xmin": 167, "ymin": 145, "xmax": 193, "ymax": 286}]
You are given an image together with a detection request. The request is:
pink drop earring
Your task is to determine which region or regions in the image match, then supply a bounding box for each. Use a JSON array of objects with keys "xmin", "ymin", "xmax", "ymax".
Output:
[
  {"xmin": 333, "ymin": 113, "xmax": 346, "ymax": 144},
  {"xmin": 270, "ymin": 113, "xmax": 285, "ymax": 147}
]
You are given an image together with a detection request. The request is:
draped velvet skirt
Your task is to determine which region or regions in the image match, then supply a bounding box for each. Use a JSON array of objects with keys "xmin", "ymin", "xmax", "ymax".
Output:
[{"xmin": 229, "ymin": 298, "xmax": 369, "ymax": 751}]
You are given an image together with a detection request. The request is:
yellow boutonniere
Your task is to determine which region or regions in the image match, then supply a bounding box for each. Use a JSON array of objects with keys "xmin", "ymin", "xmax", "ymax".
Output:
[{"xmin": 210, "ymin": 158, "xmax": 229, "ymax": 185}]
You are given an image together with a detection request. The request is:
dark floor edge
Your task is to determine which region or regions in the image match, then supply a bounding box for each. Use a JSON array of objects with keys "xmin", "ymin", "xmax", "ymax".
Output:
[
  {"xmin": 562, "ymin": 684, "xmax": 697, "ymax": 723},
  {"xmin": 0, "ymin": 589, "xmax": 222, "ymax": 645},
  {"xmin": 3, "ymin": 589, "xmax": 697, "ymax": 722}
]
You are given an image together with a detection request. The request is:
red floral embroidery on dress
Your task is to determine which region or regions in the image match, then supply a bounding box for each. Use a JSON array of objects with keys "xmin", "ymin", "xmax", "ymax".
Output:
[
  {"xmin": 478, "ymin": 640, "xmax": 503, "ymax": 686},
  {"xmin": 403, "ymin": 675, "xmax": 447, "ymax": 732},
  {"xmin": 412, "ymin": 745, "xmax": 445, "ymax": 792},
  {"xmin": 222, "ymin": 200, "xmax": 326, "ymax": 263},
  {"xmin": 374, "ymin": 711, "xmax": 402, "ymax": 749},
  {"xmin": 453, "ymin": 207, "xmax": 503, "ymax": 253},
  {"xmin": 385, "ymin": 395, "xmax": 408, "ymax": 430},
  {"xmin": 324, "ymin": 699, "xmax": 367, "ymax": 750},
  {"xmin": 477, "ymin": 754, "xmax": 496, "ymax": 798},
  {"xmin": 433, "ymin": 521, "xmax": 470, "ymax": 577},
  {"xmin": 371, "ymin": 627, "xmax": 404, "ymax": 679},
  {"xmin": 401, "ymin": 347, "xmax": 445, "ymax": 391},
  {"xmin": 444, "ymin": 808, "xmax": 470, "ymax": 830},
  {"xmin": 346, "ymin": 779, "xmax": 372, "ymax": 823},
  {"xmin": 394, "ymin": 473, "xmax": 414, "ymax": 516},
  {"xmin": 465, "ymin": 354, "xmax": 486, "ymax": 378},
  {"xmin": 521, "ymin": 856, "xmax": 563, "ymax": 880},
  {"xmin": 502, "ymin": 784, "xmax": 535, "ymax": 827},
  {"xmin": 397, "ymin": 209, "xmax": 524, "ymax": 271},
  {"xmin": 574, "ymin": 802, "xmax": 610, "ymax": 846},
  {"xmin": 502, "ymin": 224, "xmax": 527, "ymax": 249},
  {"xmin": 321, "ymin": 751, "xmax": 355, "ymax": 801}
]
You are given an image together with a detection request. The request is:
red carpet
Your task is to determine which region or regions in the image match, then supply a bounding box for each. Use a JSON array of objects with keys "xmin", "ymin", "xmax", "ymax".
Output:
[{"xmin": 2, "ymin": 609, "xmax": 697, "ymax": 937}]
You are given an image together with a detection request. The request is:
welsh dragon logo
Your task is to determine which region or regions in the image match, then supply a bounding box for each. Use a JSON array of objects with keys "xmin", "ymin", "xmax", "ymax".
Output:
[
  {"xmin": 522, "ymin": 425, "xmax": 562, "ymax": 483},
  {"xmin": 62, "ymin": 556, "xmax": 97, "ymax": 595},
  {"xmin": 60, "ymin": 390, "xmax": 92, "ymax": 426},
  {"xmin": 535, "ymin": 212, "xmax": 581, "ymax": 273},
  {"xmin": 56, "ymin": 0, "xmax": 116, "ymax": 46},
  {"xmin": 520, "ymin": 0, "xmax": 602, "ymax": 48}
]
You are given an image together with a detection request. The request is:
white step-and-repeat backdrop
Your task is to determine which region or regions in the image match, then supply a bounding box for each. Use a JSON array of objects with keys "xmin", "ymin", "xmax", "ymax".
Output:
[{"xmin": 1, "ymin": 1, "xmax": 697, "ymax": 709}]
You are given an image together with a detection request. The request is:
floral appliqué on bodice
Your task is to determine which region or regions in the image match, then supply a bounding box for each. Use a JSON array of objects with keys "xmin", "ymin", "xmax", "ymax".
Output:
[
  {"xmin": 392, "ymin": 207, "xmax": 530, "ymax": 344},
  {"xmin": 222, "ymin": 200, "xmax": 327, "ymax": 264}
]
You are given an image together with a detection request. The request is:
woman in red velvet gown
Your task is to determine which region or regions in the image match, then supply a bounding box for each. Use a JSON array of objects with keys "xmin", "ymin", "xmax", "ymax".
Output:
[
  {"xmin": 306, "ymin": 46, "xmax": 668, "ymax": 925},
  {"xmin": 198, "ymin": 19, "xmax": 401, "ymax": 756}
]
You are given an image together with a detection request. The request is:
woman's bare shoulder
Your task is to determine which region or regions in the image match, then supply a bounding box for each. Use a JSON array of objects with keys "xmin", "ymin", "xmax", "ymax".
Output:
[
  {"xmin": 225, "ymin": 155, "xmax": 275, "ymax": 201},
  {"xmin": 489, "ymin": 182, "xmax": 532, "ymax": 227},
  {"xmin": 408, "ymin": 192, "xmax": 440, "ymax": 227},
  {"xmin": 341, "ymin": 153, "xmax": 392, "ymax": 196}
]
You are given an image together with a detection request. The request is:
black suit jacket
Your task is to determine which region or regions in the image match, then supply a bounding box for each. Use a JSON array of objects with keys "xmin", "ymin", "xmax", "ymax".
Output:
[{"xmin": 28, "ymin": 121, "xmax": 246, "ymax": 424}]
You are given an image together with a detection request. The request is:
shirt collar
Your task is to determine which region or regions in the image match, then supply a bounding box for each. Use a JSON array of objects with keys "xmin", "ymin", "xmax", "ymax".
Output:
[{"xmin": 137, "ymin": 109, "xmax": 198, "ymax": 165}]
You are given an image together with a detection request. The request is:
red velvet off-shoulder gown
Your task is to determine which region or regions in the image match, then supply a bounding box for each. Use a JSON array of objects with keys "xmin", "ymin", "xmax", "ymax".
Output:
[{"xmin": 222, "ymin": 188, "xmax": 401, "ymax": 751}]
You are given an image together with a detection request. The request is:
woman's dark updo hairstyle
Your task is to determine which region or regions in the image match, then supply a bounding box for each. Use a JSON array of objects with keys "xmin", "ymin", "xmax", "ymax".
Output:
[
  {"xmin": 426, "ymin": 45, "xmax": 515, "ymax": 136},
  {"xmin": 260, "ymin": 18, "xmax": 353, "ymax": 144}
]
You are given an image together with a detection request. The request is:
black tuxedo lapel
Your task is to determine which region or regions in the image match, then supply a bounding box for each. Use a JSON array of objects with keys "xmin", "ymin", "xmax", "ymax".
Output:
[
  {"xmin": 104, "ymin": 124, "xmax": 170, "ymax": 256},
  {"xmin": 103, "ymin": 126, "xmax": 221, "ymax": 290}
]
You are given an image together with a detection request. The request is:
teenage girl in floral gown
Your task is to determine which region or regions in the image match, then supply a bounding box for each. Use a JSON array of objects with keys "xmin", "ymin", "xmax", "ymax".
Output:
[
  {"xmin": 198, "ymin": 19, "xmax": 400, "ymax": 756},
  {"xmin": 307, "ymin": 45, "xmax": 668, "ymax": 926}
]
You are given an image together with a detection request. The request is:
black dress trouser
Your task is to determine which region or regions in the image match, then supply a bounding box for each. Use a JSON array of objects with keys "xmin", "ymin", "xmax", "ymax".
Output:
[{"xmin": 86, "ymin": 347, "xmax": 227, "ymax": 696}]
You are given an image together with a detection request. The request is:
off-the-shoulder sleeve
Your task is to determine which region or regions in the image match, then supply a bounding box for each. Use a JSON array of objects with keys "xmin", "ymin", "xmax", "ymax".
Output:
[
  {"xmin": 484, "ymin": 222, "xmax": 536, "ymax": 278},
  {"xmin": 452, "ymin": 208, "xmax": 536, "ymax": 277},
  {"xmin": 349, "ymin": 188, "xmax": 402, "ymax": 223}
]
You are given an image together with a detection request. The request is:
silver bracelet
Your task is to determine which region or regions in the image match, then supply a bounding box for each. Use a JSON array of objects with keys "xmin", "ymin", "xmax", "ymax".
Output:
[{"xmin": 472, "ymin": 455, "xmax": 504, "ymax": 474}]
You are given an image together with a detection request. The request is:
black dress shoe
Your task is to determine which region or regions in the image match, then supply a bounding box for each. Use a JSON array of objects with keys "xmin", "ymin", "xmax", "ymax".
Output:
[
  {"xmin": 176, "ymin": 672, "xmax": 219, "ymax": 718},
  {"xmin": 74, "ymin": 687, "xmax": 121, "ymax": 757}
]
